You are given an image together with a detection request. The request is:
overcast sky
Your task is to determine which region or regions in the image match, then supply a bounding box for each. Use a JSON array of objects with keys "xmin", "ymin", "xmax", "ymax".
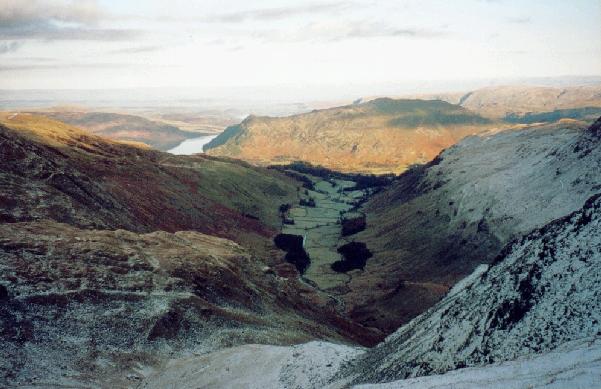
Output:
[{"xmin": 0, "ymin": 0, "xmax": 600, "ymax": 92}]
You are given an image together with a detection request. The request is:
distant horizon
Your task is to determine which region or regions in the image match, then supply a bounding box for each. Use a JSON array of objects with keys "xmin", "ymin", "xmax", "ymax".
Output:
[
  {"xmin": 2, "ymin": 74, "xmax": 601, "ymax": 92},
  {"xmin": 2, "ymin": 75, "xmax": 601, "ymax": 113}
]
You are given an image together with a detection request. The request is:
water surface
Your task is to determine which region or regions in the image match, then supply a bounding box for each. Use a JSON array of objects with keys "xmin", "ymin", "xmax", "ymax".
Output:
[{"xmin": 167, "ymin": 135, "xmax": 218, "ymax": 155}]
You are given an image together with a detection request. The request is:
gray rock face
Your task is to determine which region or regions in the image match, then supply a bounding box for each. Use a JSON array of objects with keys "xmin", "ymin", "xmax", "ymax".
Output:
[
  {"xmin": 366, "ymin": 120, "xmax": 601, "ymax": 277},
  {"xmin": 354, "ymin": 337, "xmax": 601, "ymax": 389},
  {"xmin": 348, "ymin": 192, "xmax": 601, "ymax": 383},
  {"xmin": 0, "ymin": 221, "xmax": 370, "ymax": 387},
  {"xmin": 585, "ymin": 115, "xmax": 601, "ymax": 138}
]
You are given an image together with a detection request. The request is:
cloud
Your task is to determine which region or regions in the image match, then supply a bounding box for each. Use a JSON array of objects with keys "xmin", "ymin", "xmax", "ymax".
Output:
[
  {"xmin": 488, "ymin": 32, "xmax": 500, "ymax": 40},
  {"xmin": 109, "ymin": 45, "xmax": 165, "ymax": 54},
  {"xmin": 0, "ymin": 0, "xmax": 139, "ymax": 41},
  {"xmin": 341, "ymin": 24, "xmax": 444, "ymax": 40},
  {"xmin": 10, "ymin": 56, "xmax": 56, "ymax": 62},
  {"xmin": 250, "ymin": 20, "xmax": 446, "ymax": 43},
  {"xmin": 507, "ymin": 16, "xmax": 531, "ymax": 24},
  {"xmin": 0, "ymin": 26, "xmax": 140, "ymax": 41},
  {"xmin": 0, "ymin": 62, "xmax": 136, "ymax": 72},
  {"xmin": 0, "ymin": 41, "xmax": 23, "ymax": 54},
  {"xmin": 207, "ymin": 2, "xmax": 351, "ymax": 23},
  {"xmin": 0, "ymin": 64, "xmax": 57, "ymax": 71},
  {"xmin": 0, "ymin": 0, "xmax": 104, "ymax": 25}
]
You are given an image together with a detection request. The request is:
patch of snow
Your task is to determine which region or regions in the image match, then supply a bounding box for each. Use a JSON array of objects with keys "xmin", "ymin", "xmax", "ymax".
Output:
[
  {"xmin": 355, "ymin": 337, "xmax": 601, "ymax": 389},
  {"xmin": 346, "ymin": 193, "xmax": 601, "ymax": 384},
  {"xmin": 140, "ymin": 341, "xmax": 364, "ymax": 389}
]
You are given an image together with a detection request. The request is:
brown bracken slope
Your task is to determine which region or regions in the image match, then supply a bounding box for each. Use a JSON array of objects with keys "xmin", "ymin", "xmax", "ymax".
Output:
[
  {"xmin": 0, "ymin": 112, "xmax": 297, "ymax": 251},
  {"xmin": 205, "ymin": 98, "xmax": 505, "ymax": 174}
]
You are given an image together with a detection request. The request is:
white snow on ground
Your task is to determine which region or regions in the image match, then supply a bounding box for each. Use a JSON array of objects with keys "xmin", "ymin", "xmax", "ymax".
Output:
[
  {"xmin": 356, "ymin": 338, "xmax": 601, "ymax": 389},
  {"xmin": 139, "ymin": 337, "xmax": 601, "ymax": 389},
  {"xmin": 139, "ymin": 341, "xmax": 364, "ymax": 389},
  {"xmin": 344, "ymin": 192, "xmax": 601, "ymax": 384}
]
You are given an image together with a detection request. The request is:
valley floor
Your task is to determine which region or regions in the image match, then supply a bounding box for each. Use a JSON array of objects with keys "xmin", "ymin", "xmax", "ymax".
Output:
[{"xmin": 281, "ymin": 173, "xmax": 368, "ymax": 294}]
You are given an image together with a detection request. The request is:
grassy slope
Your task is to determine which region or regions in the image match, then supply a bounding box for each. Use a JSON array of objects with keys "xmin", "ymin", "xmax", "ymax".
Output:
[
  {"xmin": 0, "ymin": 113, "xmax": 299, "ymax": 256},
  {"xmin": 205, "ymin": 98, "xmax": 504, "ymax": 174}
]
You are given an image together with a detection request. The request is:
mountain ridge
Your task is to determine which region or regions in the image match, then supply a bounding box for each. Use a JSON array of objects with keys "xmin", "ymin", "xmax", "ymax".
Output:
[
  {"xmin": 205, "ymin": 98, "xmax": 501, "ymax": 174},
  {"xmin": 39, "ymin": 110, "xmax": 200, "ymax": 151}
]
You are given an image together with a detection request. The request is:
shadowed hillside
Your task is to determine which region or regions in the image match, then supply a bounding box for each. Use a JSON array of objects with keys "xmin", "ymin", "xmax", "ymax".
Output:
[
  {"xmin": 0, "ymin": 113, "xmax": 299, "ymax": 252},
  {"xmin": 339, "ymin": 118, "xmax": 601, "ymax": 333},
  {"xmin": 41, "ymin": 111, "xmax": 200, "ymax": 150}
]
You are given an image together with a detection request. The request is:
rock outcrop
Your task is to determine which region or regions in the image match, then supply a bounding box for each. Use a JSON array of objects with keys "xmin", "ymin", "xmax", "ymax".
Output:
[
  {"xmin": 0, "ymin": 221, "xmax": 378, "ymax": 387},
  {"xmin": 346, "ymin": 191, "xmax": 601, "ymax": 383}
]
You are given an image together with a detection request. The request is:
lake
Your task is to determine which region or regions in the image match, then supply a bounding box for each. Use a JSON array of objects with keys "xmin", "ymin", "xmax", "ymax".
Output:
[{"xmin": 167, "ymin": 135, "xmax": 219, "ymax": 155}]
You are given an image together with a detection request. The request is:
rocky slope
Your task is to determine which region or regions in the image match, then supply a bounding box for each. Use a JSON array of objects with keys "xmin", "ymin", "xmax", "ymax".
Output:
[
  {"xmin": 143, "ymin": 338, "xmax": 601, "ymax": 389},
  {"xmin": 0, "ymin": 114, "xmax": 383, "ymax": 387},
  {"xmin": 41, "ymin": 111, "xmax": 200, "ymax": 150},
  {"xmin": 346, "ymin": 190, "xmax": 601, "ymax": 384},
  {"xmin": 140, "ymin": 341, "xmax": 363, "ymax": 389},
  {"xmin": 0, "ymin": 221, "xmax": 376, "ymax": 387},
  {"xmin": 205, "ymin": 98, "xmax": 501, "ymax": 174},
  {"xmin": 338, "ymin": 118, "xmax": 601, "ymax": 333},
  {"xmin": 141, "ymin": 184, "xmax": 601, "ymax": 389},
  {"xmin": 355, "ymin": 337, "xmax": 601, "ymax": 389}
]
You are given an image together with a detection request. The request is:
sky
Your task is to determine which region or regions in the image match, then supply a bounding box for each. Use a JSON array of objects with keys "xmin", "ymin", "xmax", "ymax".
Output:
[{"xmin": 0, "ymin": 0, "xmax": 600, "ymax": 96}]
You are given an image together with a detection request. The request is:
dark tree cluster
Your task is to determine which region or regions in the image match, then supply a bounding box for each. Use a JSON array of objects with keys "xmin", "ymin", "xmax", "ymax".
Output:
[
  {"xmin": 341, "ymin": 215, "xmax": 366, "ymax": 236},
  {"xmin": 331, "ymin": 241, "xmax": 373, "ymax": 272},
  {"xmin": 274, "ymin": 233, "xmax": 310, "ymax": 274},
  {"xmin": 299, "ymin": 197, "xmax": 316, "ymax": 207},
  {"xmin": 270, "ymin": 161, "xmax": 395, "ymax": 191}
]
